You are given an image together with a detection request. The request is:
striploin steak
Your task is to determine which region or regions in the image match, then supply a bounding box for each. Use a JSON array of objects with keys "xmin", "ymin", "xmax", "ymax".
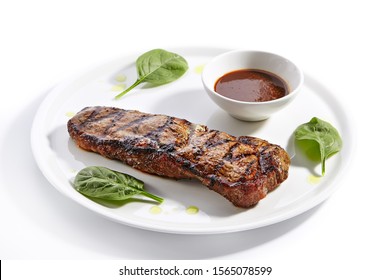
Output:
[{"xmin": 67, "ymin": 106, "xmax": 290, "ymax": 208}]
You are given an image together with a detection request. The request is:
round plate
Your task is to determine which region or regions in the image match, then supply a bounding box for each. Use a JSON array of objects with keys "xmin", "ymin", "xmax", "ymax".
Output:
[{"xmin": 31, "ymin": 47, "xmax": 353, "ymax": 234}]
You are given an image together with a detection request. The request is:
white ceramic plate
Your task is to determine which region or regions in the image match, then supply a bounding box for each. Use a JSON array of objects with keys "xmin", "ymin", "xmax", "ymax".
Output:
[{"xmin": 31, "ymin": 47, "xmax": 353, "ymax": 234}]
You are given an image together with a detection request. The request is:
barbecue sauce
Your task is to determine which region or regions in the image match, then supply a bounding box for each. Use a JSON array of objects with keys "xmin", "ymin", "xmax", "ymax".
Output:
[{"xmin": 214, "ymin": 69, "xmax": 289, "ymax": 102}]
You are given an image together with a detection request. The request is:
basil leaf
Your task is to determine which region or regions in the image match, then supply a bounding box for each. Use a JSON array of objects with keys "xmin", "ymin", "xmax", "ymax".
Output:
[
  {"xmin": 115, "ymin": 49, "xmax": 188, "ymax": 99},
  {"xmin": 294, "ymin": 117, "xmax": 342, "ymax": 176},
  {"xmin": 74, "ymin": 166, "xmax": 163, "ymax": 203}
]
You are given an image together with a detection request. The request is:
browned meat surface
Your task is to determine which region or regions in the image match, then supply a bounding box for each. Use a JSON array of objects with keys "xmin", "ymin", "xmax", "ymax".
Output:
[{"xmin": 67, "ymin": 106, "xmax": 290, "ymax": 208}]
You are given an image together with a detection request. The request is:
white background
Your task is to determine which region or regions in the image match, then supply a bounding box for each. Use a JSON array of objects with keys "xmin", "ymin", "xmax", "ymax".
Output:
[{"xmin": 1, "ymin": 0, "xmax": 389, "ymax": 279}]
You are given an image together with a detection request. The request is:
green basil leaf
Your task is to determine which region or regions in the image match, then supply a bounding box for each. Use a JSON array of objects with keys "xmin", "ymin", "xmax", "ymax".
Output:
[
  {"xmin": 115, "ymin": 49, "xmax": 188, "ymax": 99},
  {"xmin": 294, "ymin": 117, "xmax": 343, "ymax": 176},
  {"xmin": 74, "ymin": 166, "xmax": 163, "ymax": 203}
]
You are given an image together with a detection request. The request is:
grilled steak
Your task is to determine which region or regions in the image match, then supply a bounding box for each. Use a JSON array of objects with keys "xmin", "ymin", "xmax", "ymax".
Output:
[{"xmin": 67, "ymin": 106, "xmax": 290, "ymax": 208}]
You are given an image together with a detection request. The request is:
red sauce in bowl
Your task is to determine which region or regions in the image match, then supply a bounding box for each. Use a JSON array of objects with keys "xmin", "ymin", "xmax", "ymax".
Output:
[{"xmin": 214, "ymin": 69, "xmax": 289, "ymax": 102}]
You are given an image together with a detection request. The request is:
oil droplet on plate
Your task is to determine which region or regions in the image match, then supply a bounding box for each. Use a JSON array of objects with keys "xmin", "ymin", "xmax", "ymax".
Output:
[
  {"xmin": 149, "ymin": 206, "xmax": 162, "ymax": 215},
  {"xmin": 307, "ymin": 174, "xmax": 322, "ymax": 185},
  {"xmin": 185, "ymin": 206, "xmax": 199, "ymax": 215},
  {"xmin": 65, "ymin": 112, "xmax": 75, "ymax": 118},
  {"xmin": 194, "ymin": 64, "xmax": 204, "ymax": 74},
  {"xmin": 115, "ymin": 74, "xmax": 127, "ymax": 82},
  {"xmin": 111, "ymin": 83, "xmax": 127, "ymax": 92}
]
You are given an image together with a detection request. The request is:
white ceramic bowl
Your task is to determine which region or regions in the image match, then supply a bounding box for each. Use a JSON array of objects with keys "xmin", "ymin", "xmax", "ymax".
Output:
[{"xmin": 201, "ymin": 50, "xmax": 304, "ymax": 121}]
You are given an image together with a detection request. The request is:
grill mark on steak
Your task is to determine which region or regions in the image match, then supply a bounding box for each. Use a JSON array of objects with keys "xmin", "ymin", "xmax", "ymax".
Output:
[
  {"xmin": 111, "ymin": 114, "xmax": 154, "ymax": 135},
  {"xmin": 213, "ymin": 142, "xmax": 240, "ymax": 176},
  {"xmin": 80, "ymin": 107, "xmax": 119, "ymax": 127},
  {"xmin": 103, "ymin": 110, "xmax": 126, "ymax": 134},
  {"xmin": 143, "ymin": 116, "xmax": 177, "ymax": 145},
  {"xmin": 68, "ymin": 106, "xmax": 290, "ymax": 208}
]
